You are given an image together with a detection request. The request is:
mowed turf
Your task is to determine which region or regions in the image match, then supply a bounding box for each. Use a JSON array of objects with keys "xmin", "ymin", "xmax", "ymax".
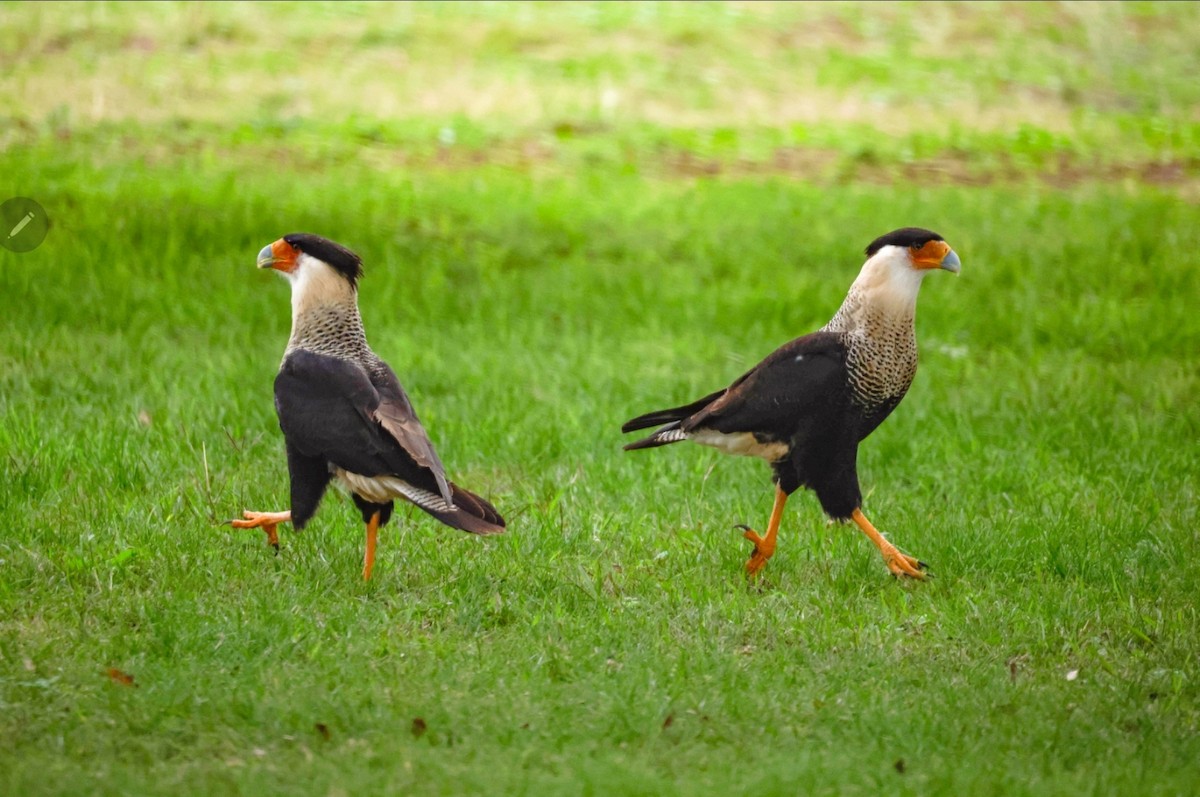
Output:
[{"xmin": 3, "ymin": 3, "xmax": 1200, "ymax": 796}]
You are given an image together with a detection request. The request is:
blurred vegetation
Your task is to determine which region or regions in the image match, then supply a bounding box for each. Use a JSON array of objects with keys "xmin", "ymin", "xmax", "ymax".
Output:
[{"xmin": 1, "ymin": 1, "xmax": 1198, "ymax": 191}]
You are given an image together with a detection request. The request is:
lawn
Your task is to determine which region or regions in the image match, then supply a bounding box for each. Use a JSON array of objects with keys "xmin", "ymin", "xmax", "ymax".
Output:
[{"xmin": 1, "ymin": 2, "xmax": 1199, "ymax": 795}]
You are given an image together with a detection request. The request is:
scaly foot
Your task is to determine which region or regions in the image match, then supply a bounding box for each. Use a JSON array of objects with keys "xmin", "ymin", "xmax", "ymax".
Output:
[
  {"xmin": 228, "ymin": 509, "xmax": 291, "ymax": 551},
  {"xmin": 881, "ymin": 545, "xmax": 929, "ymax": 579},
  {"xmin": 736, "ymin": 524, "xmax": 776, "ymax": 576},
  {"xmin": 735, "ymin": 486, "xmax": 789, "ymax": 577},
  {"xmin": 850, "ymin": 508, "xmax": 929, "ymax": 580}
]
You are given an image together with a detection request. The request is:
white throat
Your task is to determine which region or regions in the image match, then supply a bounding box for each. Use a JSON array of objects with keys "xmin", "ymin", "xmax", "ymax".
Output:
[
  {"xmin": 279, "ymin": 254, "xmax": 369, "ymax": 360},
  {"xmin": 825, "ymin": 246, "xmax": 926, "ymax": 333},
  {"xmin": 286, "ymin": 254, "xmax": 358, "ymax": 318}
]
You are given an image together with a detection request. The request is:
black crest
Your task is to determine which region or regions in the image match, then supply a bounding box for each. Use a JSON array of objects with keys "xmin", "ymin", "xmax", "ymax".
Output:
[
  {"xmin": 284, "ymin": 233, "xmax": 364, "ymax": 286},
  {"xmin": 864, "ymin": 227, "xmax": 944, "ymax": 257}
]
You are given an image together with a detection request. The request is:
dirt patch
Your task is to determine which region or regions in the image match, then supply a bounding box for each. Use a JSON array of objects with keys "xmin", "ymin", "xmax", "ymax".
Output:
[
  {"xmin": 358, "ymin": 138, "xmax": 1200, "ymax": 198},
  {"xmin": 654, "ymin": 146, "xmax": 1200, "ymax": 195},
  {"xmin": 16, "ymin": 117, "xmax": 1197, "ymax": 199}
]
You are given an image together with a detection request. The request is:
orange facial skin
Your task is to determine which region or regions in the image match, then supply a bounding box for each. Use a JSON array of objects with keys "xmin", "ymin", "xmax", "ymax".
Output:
[
  {"xmin": 257, "ymin": 239, "xmax": 300, "ymax": 273},
  {"xmin": 911, "ymin": 239, "xmax": 952, "ymax": 270}
]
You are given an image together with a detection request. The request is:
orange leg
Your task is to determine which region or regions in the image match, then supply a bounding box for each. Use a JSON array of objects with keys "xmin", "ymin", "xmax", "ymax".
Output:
[
  {"xmin": 229, "ymin": 510, "xmax": 291, "ymax": 551},
  {"xmin": 362, "ymin": 511, "xmax": 380, "ymax": 581},
  {"xmin": 738, "ymin": 485, "xmax": 789, "ymax": 576},
  {"xmin": 850, "ymin": 508, "xmax": 927, "ymax": 579}
]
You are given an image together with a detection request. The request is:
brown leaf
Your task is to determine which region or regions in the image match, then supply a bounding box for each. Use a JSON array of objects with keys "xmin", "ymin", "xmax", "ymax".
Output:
[
  {"xmin": 661, "ymin": 713, "xmax": 675, "ymax": 730},
  {"xmin": 411, "ymin": 717, "xmax": 427, "ymax": 738},
  {"xmin": 314, "ymin": 723, "xmax": 331, "ymax": 741},
  {"xmin": 106, "ymin": 667, "xmax": 136, "ymax": 686},
  {"xmin": 894, "ymin": 758, "xmax": 906, "ymax": 774}
]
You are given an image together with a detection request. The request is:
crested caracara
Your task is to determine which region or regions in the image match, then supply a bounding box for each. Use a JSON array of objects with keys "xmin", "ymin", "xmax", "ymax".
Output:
[
  {"xmin": 229, "ymin": 233, "xmax": 505, "ymax": 580},
  {"xmin": 621, "ymin": 228, "xmax": 960, "ymax": 578}
]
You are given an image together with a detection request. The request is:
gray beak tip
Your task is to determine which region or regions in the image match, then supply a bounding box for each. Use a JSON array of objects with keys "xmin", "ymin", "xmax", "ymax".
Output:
[{"xmin": 256, "ymin": 243, "xmax": 276, "ymax": 269}]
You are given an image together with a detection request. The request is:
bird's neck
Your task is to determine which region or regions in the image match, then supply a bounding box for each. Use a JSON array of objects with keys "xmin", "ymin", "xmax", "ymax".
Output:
[
  {"xmin": 286, "ymin": 292, "xmax": 373, "ymax": 363},
  {"xmin": 823, "ymin": 269, "xmax": 921, "ymax": 337},
  {"xmin": 822, "ymin": 276, "xmax": 921, "ymax": 410}
]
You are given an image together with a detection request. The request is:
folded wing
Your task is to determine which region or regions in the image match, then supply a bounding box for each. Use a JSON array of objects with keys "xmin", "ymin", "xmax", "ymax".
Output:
[
  {"xmin": 274, "ymin": 349, "xmax": 455, "ymax": 515},
  {"xmin": 622, "ymin": 332, "xmax": 849, "ymax": 449}
]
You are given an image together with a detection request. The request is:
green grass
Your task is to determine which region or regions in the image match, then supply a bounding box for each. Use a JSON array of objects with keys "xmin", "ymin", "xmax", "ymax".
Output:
[{"xmin": 2, "ymin": 2, "xmax": 1199, "ymax": 795}]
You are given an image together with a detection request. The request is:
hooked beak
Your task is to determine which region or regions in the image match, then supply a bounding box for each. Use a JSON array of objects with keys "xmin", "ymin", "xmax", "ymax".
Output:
[
  {"xmin": 940, "ymin": 248, "xmax": 962, "ymax": 274},
  {"xmin": 256, "ymin": 244, "xmax": 276, "ymax": 269},
  {"xmin": 257, "ymin": 239, "xmax": 297, "ymax": 272}
]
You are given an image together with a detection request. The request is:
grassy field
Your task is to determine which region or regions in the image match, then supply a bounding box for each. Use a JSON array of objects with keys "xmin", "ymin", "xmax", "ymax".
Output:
[{"xmin": 2, "ymin": 2, "xmax": 1199, "ymax": 795}]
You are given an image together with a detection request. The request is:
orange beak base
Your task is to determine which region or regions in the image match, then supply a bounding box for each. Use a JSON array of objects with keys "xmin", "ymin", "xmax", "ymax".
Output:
[
  {"xmin": 911, "ymin": 240, "xmax": 960, "ymax": 272},
  {"xmin": 911, "ymin": 240, "xmax": 950, "ymax": 269},
  {"xmin": 257, "ymin": 239, "xmax": 298, "ymax": 272}
]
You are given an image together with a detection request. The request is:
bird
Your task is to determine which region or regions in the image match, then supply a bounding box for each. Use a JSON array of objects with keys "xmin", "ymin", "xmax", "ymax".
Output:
[
  {"xmin": 229, "ymin": 233, "xmax": 505, "ymax": 580},
  {"xmin": 621, "ymin": 227, "xmax": 961, "ymax": 579}
]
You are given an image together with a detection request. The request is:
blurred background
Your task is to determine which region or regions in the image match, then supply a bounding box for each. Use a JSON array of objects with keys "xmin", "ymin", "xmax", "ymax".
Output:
[{"xmin": 2, "ymin": 1, "xmax": 1197, "ymax": 191}]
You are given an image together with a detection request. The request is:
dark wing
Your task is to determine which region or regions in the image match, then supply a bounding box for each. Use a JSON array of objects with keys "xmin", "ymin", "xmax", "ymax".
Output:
[
  {"xmin": 366, "ymin": 360, "xmax": 453, "ymax": 504},
  {"xmin": 274, "ymin": 350, "xmax": 449, "ymax": 503},
  {"xmin": 681, "ymin": 331, "xmax": 850, "ymax": 439}
]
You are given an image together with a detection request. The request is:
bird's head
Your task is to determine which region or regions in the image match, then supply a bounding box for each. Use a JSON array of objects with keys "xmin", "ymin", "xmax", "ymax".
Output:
[
  {"xmin": 850, "ymin": 227, "xmax": 961, "ymax": 308},
  {"xmin": 257, "ymin": 233, "xmax": 364, "ymax": 289}
]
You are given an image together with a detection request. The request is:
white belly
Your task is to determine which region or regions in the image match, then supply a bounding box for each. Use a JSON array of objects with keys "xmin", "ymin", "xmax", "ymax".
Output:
[
  {"xmin": 689, "ymin": 429, "xmax": 788, "ymax": 462},
  {"xmin": 333, "ymin": 468, "xmax": 453, "ymax": 513},
  {"xmin": 334, "ymin": 468, "xmax": 405, "ymax": 503}
]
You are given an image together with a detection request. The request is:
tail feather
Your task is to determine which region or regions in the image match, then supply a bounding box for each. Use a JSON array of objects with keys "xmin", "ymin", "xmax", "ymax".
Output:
[
  {"xmin": 395, "ymin": 479, "xmax": 506, "ymax": 535},
  {"xmin": 623, "ymin": 423, "xmax": 689, "ymax": 451},
  {"xmin": 621, "ymin": 389, "xmax": 725, "ymax": 434},
  {"xmin": 441, "ymin": 482, "xmax": 506, "ymax": 535}
]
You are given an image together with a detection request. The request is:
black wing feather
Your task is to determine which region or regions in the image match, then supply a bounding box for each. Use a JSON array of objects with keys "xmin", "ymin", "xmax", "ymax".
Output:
[
  {"xmin": 366, "ymin": 360, "xmax": 453, "ymax": 504},
  {"xmin": 682, "ymin": 332, "xmax": 848, "ymax": 438},
  {"xmin": 622, "ymin": 332, "xmax": 849, "ymax": 447},
  {"xmin": 274, "ymin": 350, "xmax": 447, "ymax": 499}
]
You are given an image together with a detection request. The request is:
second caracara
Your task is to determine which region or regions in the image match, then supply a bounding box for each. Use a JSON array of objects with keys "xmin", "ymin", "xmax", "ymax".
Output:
[
  {"xmin": 230, "ymin": 234, "xmax": 505, "ymax": 580},
  {"xmin": 622, "ymin": 228, "xmax": 961, "ymax": 578}
]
